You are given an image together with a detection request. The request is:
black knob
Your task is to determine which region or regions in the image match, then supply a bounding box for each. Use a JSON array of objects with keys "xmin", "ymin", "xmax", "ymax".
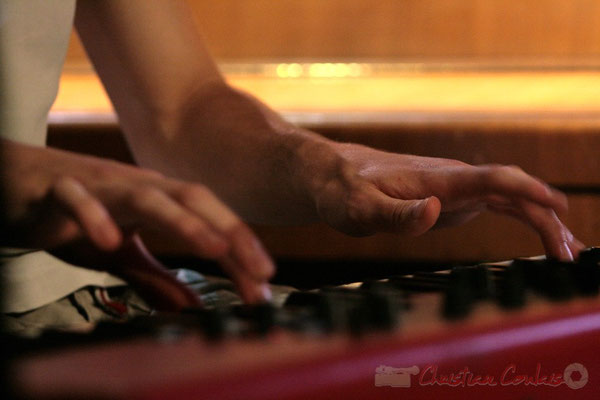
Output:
[
  {"xmin": 511, "ymin": 258, "xmax": 544, "ymax": 292},
  {"xmin": 497, "ymin": 262, "xmax": 526, "ymax": 309},
  {"xmin": 442, "ymin": 267, "xmax": 474, "ymax": 320},
  {"xmin": 571, "ymin": 257, "xmax": 600, "ymax": 297},
  {"xmin": 190, "ymin": 308, "xmax": 231, "ymax": 340},
  {"xmin": 541, "ymin": 260, "xmax": 575, "ymax": 301},
  {"xmin": 579, "ymin": 247, "xmax": 600, "ymax": 264},
  {"xmin": 284, "ymin": 291, "xmax": 322, "ymax": 308},
  {"xmin": 247, "ymin": 303, "xmax": 278, "ymax": 336},
  {"xmin": 317, "ymin": 292, "xmax": 350, "ymax": 333},
  {"xmin": 460, "ymin": 265, "xmax": 495, "ymax": 300},
  {"xmin": 362, "ymin": 285, "xmax": 403, "ymax": 331}
]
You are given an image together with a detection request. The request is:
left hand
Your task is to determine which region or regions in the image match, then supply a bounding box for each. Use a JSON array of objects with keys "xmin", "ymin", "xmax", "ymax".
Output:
[{"xmin": 298, "ymin": 141, "xmax": 584, "ymax": 261}]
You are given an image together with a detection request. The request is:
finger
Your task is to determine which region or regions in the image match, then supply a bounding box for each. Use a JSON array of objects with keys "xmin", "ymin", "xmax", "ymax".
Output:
[
  {"xmin": 224, "ymin": 224, "xmax": 275, "ymax": 281},
  {"xmin": 127, "ymin": 187, "xmax": 229, "ymax": 259},
  {"xmin": 219, "ymin": 254, "xmax": 272, "ymax": 304},
  {"xmin": 570, "ymin": 238, "xmax": 587, "ymax": 260},
  {"xmin": 488, "ymin": 201, "xmax": 576, "ymax": 261},
  {"xmin": 172, "ymin": 185, "xmax": 275, "ymax": 280},
  {"xmin": 361, "ymin": 187, "xmax": 441, "ymax": 236},
  {"xmin": 52, "ymin": 176, "xmax": 122, "ymax": 251},
  {"xmin": 452, "ymin": 165, "xmax": 568, "ymax": 214}
]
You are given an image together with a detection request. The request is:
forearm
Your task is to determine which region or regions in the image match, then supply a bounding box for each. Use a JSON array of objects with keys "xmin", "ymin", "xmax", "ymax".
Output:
[
  {"xmin": 134, "ymin": 81, "xmax": 340, "ymax": 224},
  {"xmin": 75, "ymin": 0, "xmax": 341, "ymax": 224}
]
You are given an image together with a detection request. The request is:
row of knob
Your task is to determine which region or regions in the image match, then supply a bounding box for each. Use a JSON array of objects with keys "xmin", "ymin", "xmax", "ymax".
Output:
[{"xmin": 25, "ymin": 248, "xmax": 600, "ymax": 347}]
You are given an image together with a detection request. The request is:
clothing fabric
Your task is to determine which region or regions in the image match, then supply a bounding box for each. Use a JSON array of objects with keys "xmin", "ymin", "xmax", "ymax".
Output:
[{"xmin": 0, "ymin": 0, "xmax": 125, "ymax": 313}]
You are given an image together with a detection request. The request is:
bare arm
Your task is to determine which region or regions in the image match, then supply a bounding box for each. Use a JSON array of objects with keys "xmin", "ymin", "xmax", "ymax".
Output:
[
  {"xmin": 74, "ymin": 0, "xmax": 583, "ymax": 260},
  {"xmin": 75, "ymin": 0, "xmax": 326, "ymax": 224}
]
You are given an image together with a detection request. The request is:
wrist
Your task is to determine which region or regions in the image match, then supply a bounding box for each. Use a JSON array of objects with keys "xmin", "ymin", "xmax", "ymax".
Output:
[{"xmin": 290, "ymin": 136, "xmax": 358, "ymax": 218}]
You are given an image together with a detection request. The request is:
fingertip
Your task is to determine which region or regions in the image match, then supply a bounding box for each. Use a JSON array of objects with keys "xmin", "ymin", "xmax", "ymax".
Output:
[
  {"xmin": 103, "ymin": 224, "xmax": 123, "ymax": 251},
  {"xmin": 91, "ymin": 221, "xmax": 123, "ymax": 252},
  {"xmin": 240, "ymin": 282, "xmax": 272, "ymax": 304},
  {"xmin": 546, "ymin": 241, "xmax": 574, "ymax": 262}
]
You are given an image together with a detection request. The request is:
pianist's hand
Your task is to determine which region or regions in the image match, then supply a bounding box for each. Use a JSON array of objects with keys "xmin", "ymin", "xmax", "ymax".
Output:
[
  {"xmin": 302, "ymin": 141, "xmax": 584, "ymax": 260},
  {"xmin": 1, "ymin": 139, "xmax": 274, "ymax": 304}
]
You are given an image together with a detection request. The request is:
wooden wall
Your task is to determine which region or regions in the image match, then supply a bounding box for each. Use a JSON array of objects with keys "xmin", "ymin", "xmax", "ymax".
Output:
[{"xmin": 66, "ymin": 0, "xmax": 600, "ymax": 65}]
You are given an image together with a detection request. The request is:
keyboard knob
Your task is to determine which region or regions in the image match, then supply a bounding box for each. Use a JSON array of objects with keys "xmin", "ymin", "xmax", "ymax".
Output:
[
  {"xmin": 579, "ymin": 247, "xmax": 600, "ymax": 264},
  {"xmin": 511, "ymin": 258, "xmax": 544, "ymax": 292},
  {"xmin": 497, "ymin": 262, "xmax": 526, "ymax": 309},
  {"xmin": 542, "ymin": 260, "xmax": 575, "ymax": 301},
  {"xmin": 571, "ymin": 258, "xmax": 600, "ymax": 296},
  {"xmin": 363, "ymin": 287, "xmax": 403, "ymax": 331},
  {"xmin": 442, "ymin": 267, "xmax": 473, "ymax": 320},
  {"xmin": 191, "ymin": 308, "xmax": 231, "ymax": 340},
  {"xmin": 317, "ymin": 292, "xmax": 349, "ymax": 333},
  {"xmin": 248, "ymin": 303, "xmax": 278, "ymax": 336},
  {"xmin": 465, "ymin": 265, "xmax": 495, "ymax": 300}
]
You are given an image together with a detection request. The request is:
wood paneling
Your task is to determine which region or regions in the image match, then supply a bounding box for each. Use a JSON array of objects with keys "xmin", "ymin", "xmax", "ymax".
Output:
[{"xmin": 65, "ymin": 0, "xmax": 600, "ymax": 65}]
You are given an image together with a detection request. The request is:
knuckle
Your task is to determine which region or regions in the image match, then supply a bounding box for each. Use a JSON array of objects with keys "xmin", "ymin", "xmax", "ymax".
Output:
[
  {"xmin": 176, "ymin": 184, "xmax": 212, "ymax": 205},
  {"xmin": 480, "ymin": 164, "xmax": 509, "ymax": 183},
  {"xmin": 506, "ymin": 164, "xmax": 524, "ymax": 172},
  {"xmin": 344, "ymin": 187, "xmax": 372, "ymax": 224},
  {"xmin": 174, "ymin": 217, "xmax": 203, "ymax": 237},
  {"xmin": 138, "ymin": 168, "xmax": 165, "ymax": 180},
  {"xmin": 90, "ymin": 160, "xmax": 122, "ymax": 181},
  {"xmin": 130, "ymin": 186, "xmax": 163, "ymax": 209}
]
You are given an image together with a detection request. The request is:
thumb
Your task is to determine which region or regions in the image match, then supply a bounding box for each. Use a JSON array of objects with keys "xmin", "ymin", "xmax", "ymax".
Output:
[{"xmin": 382, "ymin": 195, "xmax": 441, "ymax": 236}]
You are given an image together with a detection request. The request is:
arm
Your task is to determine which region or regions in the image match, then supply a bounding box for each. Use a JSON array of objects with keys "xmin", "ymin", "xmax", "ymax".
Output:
[
  {"xmin": 74, "ymin": 0, "xmax": 322, "ymax": 224},
  {"xmin": 75, "ymin": 0, "xmax": 583, "ymax": 260},
  {"xmin": 1, "ymin": 139, "xmax": 273, "ymax": 304}
]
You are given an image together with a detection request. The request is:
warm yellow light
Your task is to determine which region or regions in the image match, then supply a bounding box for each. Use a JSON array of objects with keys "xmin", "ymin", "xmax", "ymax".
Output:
[
  {"xmin": 275, "ymin": 62, "xmax": 369, "ymax": 78},
  {"xmin": 287, "ymin": 63, "xmax": 303, "ymax": 78},
  {"xmin": 348, "ymin": 63, "xmax": 362, "ymax": 77},
  {"xmin": 276, "ymin": 63, "xmax": 289, "ymax": 78}
]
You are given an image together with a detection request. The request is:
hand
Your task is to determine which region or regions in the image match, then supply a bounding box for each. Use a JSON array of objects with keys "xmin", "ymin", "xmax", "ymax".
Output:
[
  {"xmin": 300, "ymin": 141, "xmax": 584, "ymax": 260},
  {"xmin": 1, "ymin": 139, "xmax": 274, "ymax": 304}
]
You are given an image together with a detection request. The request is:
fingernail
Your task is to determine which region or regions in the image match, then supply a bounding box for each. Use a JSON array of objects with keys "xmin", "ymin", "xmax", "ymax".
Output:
[
  {"xmin": 248, "ymin": 284, "xmax": 272, "ymax": 304},
  {"xmin": 260, "ymin": 284, "xmax": 272, "ymax": 302}
]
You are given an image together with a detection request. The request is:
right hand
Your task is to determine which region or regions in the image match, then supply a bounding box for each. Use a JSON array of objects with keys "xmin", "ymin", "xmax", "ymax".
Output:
[{"xmin": 1, "ymin": 139, "xmax": 274, "ymax": 304}]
